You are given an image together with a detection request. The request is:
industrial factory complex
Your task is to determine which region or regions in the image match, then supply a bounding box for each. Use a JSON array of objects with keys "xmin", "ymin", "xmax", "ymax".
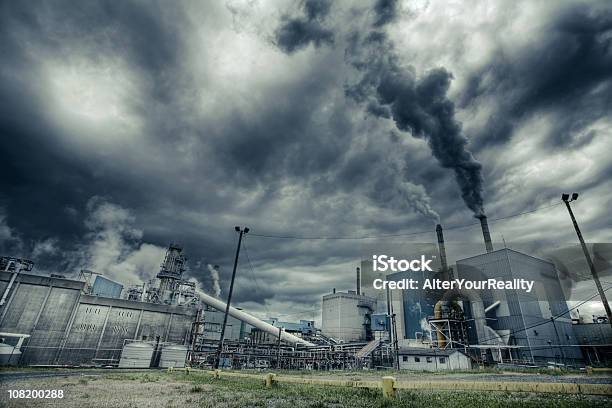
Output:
[{"xmin": 0, "ymin": 217, "xmax": 611, "ymax": 371}]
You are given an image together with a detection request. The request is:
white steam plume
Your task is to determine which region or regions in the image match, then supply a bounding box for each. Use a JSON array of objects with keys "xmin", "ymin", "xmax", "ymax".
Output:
[{"xmin": 207, "ymin": 263, "xmax": 221, "ymax": 298}]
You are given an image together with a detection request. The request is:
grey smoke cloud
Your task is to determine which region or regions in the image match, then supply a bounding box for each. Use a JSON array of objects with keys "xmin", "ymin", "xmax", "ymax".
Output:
[
  {"xmin": 275, "ymin": 0, "xmax": 334, "ymax": 54},
  {"xmin": 65, "ymin": 197, "xmax": 167, "ymax": 285}
]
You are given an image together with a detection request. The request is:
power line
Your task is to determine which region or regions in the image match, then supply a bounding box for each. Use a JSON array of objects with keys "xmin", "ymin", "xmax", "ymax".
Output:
[
  {"xmin": 241, "ymin": 238, "xmax": 272, "ymax": 318},
  {"xmin": 274, "ymin": 307, "xmax": 322, "ymax": 319},
  {"xmin": 249, "ymin": 202, "xmax": 563, "ymax": 240}
]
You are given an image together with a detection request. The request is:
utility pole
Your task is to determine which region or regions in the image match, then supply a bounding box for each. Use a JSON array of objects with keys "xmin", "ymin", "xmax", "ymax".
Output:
[
  {"xmin": 276, "ymin": 326, "xmax": 283, "ymax": 369},
  {"xmin": 214, "ymin": 226, "xmax": 249, "ymax": 369},
  {"xmin": 561, "ymin": 193, "xmax": 612, "ymax": 326},
  {"xmin": 388, "ymin": 289, "xmax": 400, "ymax": 370}
]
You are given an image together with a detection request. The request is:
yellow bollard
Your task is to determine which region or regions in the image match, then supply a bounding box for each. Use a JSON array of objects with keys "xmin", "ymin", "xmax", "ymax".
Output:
[
  {"xmin": 265, "ymin": 373, "xmax": 276, "ymax": 388},
  {"xmin": 381, "ymin": 376, "xmax": 396, "ymax": 399}
]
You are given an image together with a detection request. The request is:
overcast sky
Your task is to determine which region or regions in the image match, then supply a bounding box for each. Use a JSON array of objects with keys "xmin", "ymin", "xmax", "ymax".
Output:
[{"xmin": 1, "ymin": 0, "xmax": 611, "ymax": 322}]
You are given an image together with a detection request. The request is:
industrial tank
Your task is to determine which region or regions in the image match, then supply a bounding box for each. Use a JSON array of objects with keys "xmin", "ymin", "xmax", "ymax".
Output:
[
  {"xmin": 159, "ymin": 344, "xmax": 188, "ymax": 368},
  {"xmin": 118, "ymin": 341, "xmax": 154, "ymax": 368}
]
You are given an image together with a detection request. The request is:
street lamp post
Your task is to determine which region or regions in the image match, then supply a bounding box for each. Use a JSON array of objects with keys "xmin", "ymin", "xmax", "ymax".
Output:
[
  {"xmin": 214, "ymin": 226, "xmax": 249, "ymax": 369},
  {"xmin": 561, "ymin": 193, "xmax": 612, "ymax": 326}
]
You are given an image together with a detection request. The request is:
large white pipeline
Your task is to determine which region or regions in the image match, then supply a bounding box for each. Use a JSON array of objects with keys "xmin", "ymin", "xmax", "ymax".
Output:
[{"xmin": 196, "ymin": 290, "xmax": 315, "ymax": 347}]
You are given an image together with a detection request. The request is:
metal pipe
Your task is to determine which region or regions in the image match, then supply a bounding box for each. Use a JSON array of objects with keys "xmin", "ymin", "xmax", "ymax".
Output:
[
  {"xmin": 0, "ymin": 272, "xmax": 18, "ymax": 306},
  {"xmin": 484, "ymin": 300, "xmax": 501, "ymax": 313},
  {"xmin": 196, "ymin": 289, "xmax": 314, "ymax": 346}
]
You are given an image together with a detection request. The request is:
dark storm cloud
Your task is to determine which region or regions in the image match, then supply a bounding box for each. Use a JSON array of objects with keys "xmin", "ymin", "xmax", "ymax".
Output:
[
  {"xmin": 0, "ymin": 0, "xmax": 194, "ymax": 262},
  {"xmin": 345, "ymin": 19, "xmax": 485, "ymax": 216},
  {"xmin": 461, "ymin": 2, "xmax": 612, "ymax": 148},
  {"xmin": 274, "ymin": 0, "xmax": 334, "ymax": 54},
  {"xmin": 0, "ymin": 0, "xmax": 408, "ymax": 301},
  {"xmin": 372, "ymin": 0, "xmax": 399, "ymax": 28},
  {"xmin": 1, "ymin": 0, "xmax": 611, "ymax": 318}
]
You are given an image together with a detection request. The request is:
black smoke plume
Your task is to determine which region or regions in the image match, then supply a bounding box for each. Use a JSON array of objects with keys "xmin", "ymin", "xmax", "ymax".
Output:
[
  {"xmin": 274, "ymin": 0, "xmax": 334, "ymax": 54},
  {"xmin": 345, "ymin": 0, "xmax": 485, "ymax": 216}
]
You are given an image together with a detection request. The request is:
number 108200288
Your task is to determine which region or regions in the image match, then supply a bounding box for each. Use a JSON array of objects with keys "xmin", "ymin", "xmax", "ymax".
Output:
[{"xmin": 7, "ymin": 389, "xmax": 64, "ymax": 399}]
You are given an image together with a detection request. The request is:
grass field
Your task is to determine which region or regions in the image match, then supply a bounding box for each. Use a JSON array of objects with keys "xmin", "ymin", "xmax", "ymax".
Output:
[{"xmin": 1, "ymin": 371, "xmax": 611, "ymax": 408}]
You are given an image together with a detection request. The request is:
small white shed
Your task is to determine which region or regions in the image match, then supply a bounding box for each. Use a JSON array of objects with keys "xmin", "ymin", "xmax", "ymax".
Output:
[{"xmin": 398, "ymin": 347, "xmax": 472, "ymax": 371}]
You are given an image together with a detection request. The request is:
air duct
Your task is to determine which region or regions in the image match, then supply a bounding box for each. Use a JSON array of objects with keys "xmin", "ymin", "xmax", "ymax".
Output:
[
  {"xmin": 195, "ymin": 290, "xmax": 315, "ymax": 347},
  {"xmin": 477, "ymin": 215, "xmax": 494, "ymax": 253},
  {"xmin": 356, "ymin": 267, "xmax": 361, "ymax": 295}
]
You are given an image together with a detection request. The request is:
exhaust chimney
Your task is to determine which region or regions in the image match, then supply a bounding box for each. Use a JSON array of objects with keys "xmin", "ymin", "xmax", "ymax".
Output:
[
  {"xmin": 477, "ymin": 215, "xmax": 494, "ymax": 253},
  {"xmin": 436, "ymin": 224, "xmax": 454, "ymax": 279},
  {"xmin": 356, "ymin": 267, "xmax": 361, "ymax": 295},
  {"xmin": 435, "ymin": 224, "xmax": 449, "ymax": 275}
]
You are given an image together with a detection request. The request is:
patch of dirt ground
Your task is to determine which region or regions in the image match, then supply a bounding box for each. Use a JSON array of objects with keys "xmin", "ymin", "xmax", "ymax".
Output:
[{"xmin": 0, "ymin": 377, "xmax": 210, "ymax": 408}]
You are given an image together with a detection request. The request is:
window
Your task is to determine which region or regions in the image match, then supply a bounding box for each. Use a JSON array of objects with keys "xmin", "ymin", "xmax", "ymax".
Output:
[
  {"xmin": 414, "ymin": 357, "xmax": 420, "ymax": 363},
  {"xmin": 439, "ymin": 357, "xmax": 446, "ymax": 364},
  {"xmin": 426, "ymin": 357, "xmax": 433, "ymax": 363},
  {"xmin": 402, "ymin": 356, "xmax": 408, "ymax": 362}
]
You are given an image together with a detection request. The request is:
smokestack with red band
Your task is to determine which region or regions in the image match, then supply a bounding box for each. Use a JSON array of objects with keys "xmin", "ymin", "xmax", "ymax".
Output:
[
  {"xmin": 477, "ymin": 215, "xmax": 494, "ymax": 253},
  {"xmin": 356, "ymin": 267, "xmax": 361, "ymax": 295},
  {"xmin": 436, "ymin": 224, "xmax": 449, "ymax": 277}
]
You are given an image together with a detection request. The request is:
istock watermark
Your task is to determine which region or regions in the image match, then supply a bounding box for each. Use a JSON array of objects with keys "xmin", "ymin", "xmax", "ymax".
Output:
[
  {"xmin": 369, "ymin": 253, "xmax": 535, "ymax": 293},
  {"xmin": 372, "ymin": 254, "xmax": 434, "ymax": 272},
  {"xmin": 373, "ymin": 277, "xmax": 534, "ymax": 293}
]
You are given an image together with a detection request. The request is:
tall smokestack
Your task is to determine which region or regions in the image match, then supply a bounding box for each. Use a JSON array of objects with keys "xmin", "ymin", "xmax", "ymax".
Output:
[
  {"xmin": 356, "ymin": 267, "xmax": 361, "ymax": 295},
  {"xmin": 436, "ymin": 224, "xmax": 453, "ymax": 279},
  {"xmin": 435, "ymin": 224, "xmax": 448, "ymax": 274},
  {"xmin": 477, "ymin": 215, "xmax": 494, "ymax": 253}
]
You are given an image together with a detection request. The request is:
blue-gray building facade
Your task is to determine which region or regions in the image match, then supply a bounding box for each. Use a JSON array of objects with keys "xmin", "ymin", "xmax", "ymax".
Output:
[{"xmin": 456, "ymin": 248, "xmax": 583, "ymax": 364}]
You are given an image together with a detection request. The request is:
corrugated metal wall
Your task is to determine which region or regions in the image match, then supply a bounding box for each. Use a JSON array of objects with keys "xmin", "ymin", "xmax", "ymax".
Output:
[
  {"xmin": 456, "ymin": 249, "xmax": 583, "ymax": 364},
  {"xmin": 0, "ymin": 271, "xmax": 196, "ymax": 366}
]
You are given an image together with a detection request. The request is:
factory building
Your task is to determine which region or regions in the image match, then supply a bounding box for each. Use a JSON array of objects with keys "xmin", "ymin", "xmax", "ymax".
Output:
[
  {"xmin": 1, "ymin": 244, "xmax": 315, "ymax": 367},
  {"xmin": 383, "ymin": 220, "xmax": 587, "ymax": 367},
  {"xmin": 455, "ymin": 248, "xmax": 583, "ymax": 365},
  {"xmin": 360, "ymin": 259, "xmax": 388, "ymax": 314},
  {"xmin": 386, "ymin": 269, "xmax": 437, "ymax": 344},
  {"xmin": 321, "ymin": 290, "xmax": 376, "ymax": 342},
  {"xmin": 0, "ymin": 271, "xmax": 195, "ymax": 366}
]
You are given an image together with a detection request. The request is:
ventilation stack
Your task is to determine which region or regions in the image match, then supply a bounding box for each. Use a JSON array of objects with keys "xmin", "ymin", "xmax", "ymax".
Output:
[
  {"xmin": 435, "ymin": 224, "xmax": 449, "ymax": 278},
  {"xmin": 477, "ymin": 215, "xmax": 494, "ymax": 253},
  {"xmin": 356, "ymin": 267, "xmax": 361, "ymax": 295}
]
